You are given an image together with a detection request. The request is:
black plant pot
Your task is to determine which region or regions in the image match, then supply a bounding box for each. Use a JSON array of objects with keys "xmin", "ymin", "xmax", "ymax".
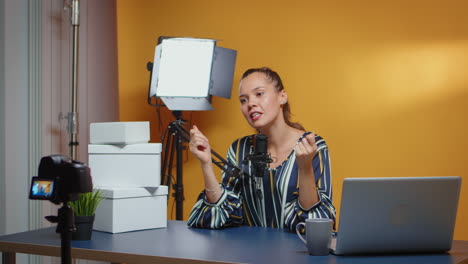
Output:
[{"xmin": 72, "ymin": 215, "xmax": 95, "ymax": 241}]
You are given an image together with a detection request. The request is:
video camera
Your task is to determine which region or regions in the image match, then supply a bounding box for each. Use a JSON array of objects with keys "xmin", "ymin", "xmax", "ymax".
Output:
[{"xmin": 29, "ymin": 155, "xmax": 93, "ymax": 204}]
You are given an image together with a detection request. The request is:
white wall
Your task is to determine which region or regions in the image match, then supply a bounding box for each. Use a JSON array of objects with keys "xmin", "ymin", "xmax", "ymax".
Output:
[
  {"xmin": 0, "ymin": 0, "xmax": 5, "ymax": 238},
  {"xmin": 0, "ymin": 0, "xmax": 30, "ymax": 236},
  {"xmin": 0, "ymin": 0, "xmax": 30, "ymax": 263}
]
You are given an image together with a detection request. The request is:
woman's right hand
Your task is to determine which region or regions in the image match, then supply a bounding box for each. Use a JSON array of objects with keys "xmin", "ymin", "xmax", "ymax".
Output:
[{"xmin": 189, "ymin": 125, "xmax": 212, "ymax": 164}]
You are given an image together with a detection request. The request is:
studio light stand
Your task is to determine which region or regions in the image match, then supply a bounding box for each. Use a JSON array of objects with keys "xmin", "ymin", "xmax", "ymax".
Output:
[
  {"xmin": 147, "ymin": 37, "xmax": 237, "ymax": 220},
  {"xmin": 165, "ymin": 111, "xmax": 186, "ymax": 220},
  {"xmin": 42, "ymin": 2, "xmax": 81, "ymax": 264},
  {"xmin": 63, "ymin": 0, "xmax": 80, "ymax": 160}
]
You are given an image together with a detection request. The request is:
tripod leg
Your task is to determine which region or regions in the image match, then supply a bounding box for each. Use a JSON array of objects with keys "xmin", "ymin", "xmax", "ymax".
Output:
[
  {"xmin": 164, "ymin": 133, "xmax": 175, "ymax": 187},
  {"xmin": 2, "ymin": 252, "xmax": 15, "ymax": 264},
  {"xmin": 57, "ymin": 205, "xmax": 74, "ymax": 264},
  {"xmin": 61, "ymin": 231, "xmax": 72, "ymax": 264},
  {"xmin": 175, "ymin": 133, "xmax": 184, "ymax": 220}
]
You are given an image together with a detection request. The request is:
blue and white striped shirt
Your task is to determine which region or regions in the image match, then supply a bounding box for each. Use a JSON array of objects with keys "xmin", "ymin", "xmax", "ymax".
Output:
[{"xmin": 187, "ymin": 132, "xmax": 336, "ymax": 232}]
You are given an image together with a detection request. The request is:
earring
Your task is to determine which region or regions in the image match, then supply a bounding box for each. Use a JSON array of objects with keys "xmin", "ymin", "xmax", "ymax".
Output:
[{"xmin": 281, "ymin": 101, "xmax": 287, "ymax": 105}]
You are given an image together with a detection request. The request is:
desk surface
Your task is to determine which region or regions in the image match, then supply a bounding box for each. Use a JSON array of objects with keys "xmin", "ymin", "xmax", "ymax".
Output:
[{"xmin": 1, "ymin": 221, "xmax": 468, "ymax": 264}]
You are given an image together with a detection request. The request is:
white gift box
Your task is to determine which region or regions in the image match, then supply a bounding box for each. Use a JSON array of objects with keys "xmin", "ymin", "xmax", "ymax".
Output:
[
  {"xmin": 93, "ymin": 186, "xmax": 168, "ymax": 233},
  {"xmin": 88, "ymin": 143, "xmax": 162, "ymax": 188},
  {"xmin": 90, "ymin": 121, "xmax": 150, "ymax": 144}
]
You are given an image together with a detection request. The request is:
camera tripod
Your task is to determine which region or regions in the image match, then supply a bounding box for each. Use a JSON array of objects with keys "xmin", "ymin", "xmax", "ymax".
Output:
[{"xmin": 45, "ymin": 203, "xmax": 75, "ymax": 264}]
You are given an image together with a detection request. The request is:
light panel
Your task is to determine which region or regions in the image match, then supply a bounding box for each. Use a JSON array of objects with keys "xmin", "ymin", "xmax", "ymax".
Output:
[{"xmin": 149, "ymin": 37, "xmax": 236, "ymax": 111}]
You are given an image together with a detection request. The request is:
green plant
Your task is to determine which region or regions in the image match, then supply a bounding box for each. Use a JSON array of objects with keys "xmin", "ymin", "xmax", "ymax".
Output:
[{"xmin": 68, "ymin": 190, "xmax": 104, "ymax": 216}]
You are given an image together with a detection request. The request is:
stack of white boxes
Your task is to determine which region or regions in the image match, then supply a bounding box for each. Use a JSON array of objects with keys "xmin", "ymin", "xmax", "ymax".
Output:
[{"xmin": 88, "ymin": 121, "xmax": 167, "ymax": 233}]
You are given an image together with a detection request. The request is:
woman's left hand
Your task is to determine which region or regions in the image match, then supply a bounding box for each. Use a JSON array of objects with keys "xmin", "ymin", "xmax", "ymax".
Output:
[{"xmin": 295, "ymin": 133, "xmax": 317, "ymax": 169}]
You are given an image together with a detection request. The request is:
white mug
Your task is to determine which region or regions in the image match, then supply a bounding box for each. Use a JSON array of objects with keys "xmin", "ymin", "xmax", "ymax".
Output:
[{"xmin": 296, "ymin": 218, "xmax": 332, "ymax": 256}]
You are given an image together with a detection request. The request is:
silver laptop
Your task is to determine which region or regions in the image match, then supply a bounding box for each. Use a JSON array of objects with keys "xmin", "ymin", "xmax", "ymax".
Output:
[{"xmin": 330, "ymin": 176, "xmax": 461, "ymax": 255}]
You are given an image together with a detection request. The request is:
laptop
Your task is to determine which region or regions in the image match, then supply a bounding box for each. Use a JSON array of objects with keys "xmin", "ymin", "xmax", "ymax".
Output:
[{"xmin": 330, "ymin": 176, "xmax": 462, "ymax": 255}]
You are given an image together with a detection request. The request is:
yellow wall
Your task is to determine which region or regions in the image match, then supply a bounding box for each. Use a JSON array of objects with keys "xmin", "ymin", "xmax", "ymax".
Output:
[{"xmin": 117, "ymin": 0, "xmax": 468, "ymax": 239}]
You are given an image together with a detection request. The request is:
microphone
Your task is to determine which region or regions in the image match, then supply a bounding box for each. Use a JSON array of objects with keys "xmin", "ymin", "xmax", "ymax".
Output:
[{"xmin": 252, "ymin": 134, "xmax": 271, "ymax": 178}]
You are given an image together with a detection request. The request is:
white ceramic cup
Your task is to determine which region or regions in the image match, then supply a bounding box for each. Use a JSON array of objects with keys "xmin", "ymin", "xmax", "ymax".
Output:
[{"xmin": 296, "ymin": 218, "xmax": 333, "ymax": 256}]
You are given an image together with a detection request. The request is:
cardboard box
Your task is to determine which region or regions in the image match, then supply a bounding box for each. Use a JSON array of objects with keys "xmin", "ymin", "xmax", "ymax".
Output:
[
  {"xmin": 94, "ymin": 186, "xmax": 168, "ymax": 233},
  {"xmin": 88, "ymin": 143, "xmax": 162, "ymax": 188},
  {"xmin": 90, "ymin": 121, "xmax": 150, "ymax": 144}
]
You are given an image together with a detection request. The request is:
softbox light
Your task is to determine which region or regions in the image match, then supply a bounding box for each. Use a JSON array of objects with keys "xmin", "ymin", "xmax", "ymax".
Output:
[{"xmin": 149, "ymin": 37, "xmax": 237, "ymax": 111}]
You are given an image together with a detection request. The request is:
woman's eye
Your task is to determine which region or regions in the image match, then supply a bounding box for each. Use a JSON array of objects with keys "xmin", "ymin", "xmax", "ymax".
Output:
[
  {"xmin": 256, "ymin": 92, "xmax": 264, "ymax": 96},
  {"xmin": 240, "ymin": 98, "xmax": 247, "ymax": 104}
]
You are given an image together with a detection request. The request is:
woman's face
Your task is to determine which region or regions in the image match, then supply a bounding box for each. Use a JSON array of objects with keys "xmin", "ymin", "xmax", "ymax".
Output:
[{"xmin": 238, "ymin": 72, "xmax": 286, "ymax": 131}]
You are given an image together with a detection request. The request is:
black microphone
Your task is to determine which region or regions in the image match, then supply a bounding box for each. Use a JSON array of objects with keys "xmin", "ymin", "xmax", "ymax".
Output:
[{"xmin": 253, "ymin": 134, "xmax": 270, "ymax": 178}]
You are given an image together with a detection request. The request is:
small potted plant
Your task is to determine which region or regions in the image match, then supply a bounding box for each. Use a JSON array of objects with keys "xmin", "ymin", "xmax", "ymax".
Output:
[{"xmin": 68, "ymin": 190, "xmax": 103, "ymax": 240}]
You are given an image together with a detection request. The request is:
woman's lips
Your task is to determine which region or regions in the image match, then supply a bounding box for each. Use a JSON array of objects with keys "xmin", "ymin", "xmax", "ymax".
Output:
[{"xmin": 250, "ymin": 112, "xmax": 262, "ymax": 121}]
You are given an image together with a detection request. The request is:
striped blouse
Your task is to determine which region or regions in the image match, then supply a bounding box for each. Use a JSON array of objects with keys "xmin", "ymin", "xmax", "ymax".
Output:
[{"xmin": 187, "ymin": 132, "xmax": 336, "ymax": 232}]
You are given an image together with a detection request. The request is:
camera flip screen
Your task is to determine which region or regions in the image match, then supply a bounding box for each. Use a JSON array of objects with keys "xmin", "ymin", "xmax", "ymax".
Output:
[{"xmin": 29, "ymin": 177, "xmax": 55, "ymax": 200}]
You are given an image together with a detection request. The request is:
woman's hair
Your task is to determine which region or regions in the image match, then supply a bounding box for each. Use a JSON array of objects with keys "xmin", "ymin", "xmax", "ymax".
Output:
[{"xmin": 241, "ymin": 67, "xmax": 304, "ymax": 131}]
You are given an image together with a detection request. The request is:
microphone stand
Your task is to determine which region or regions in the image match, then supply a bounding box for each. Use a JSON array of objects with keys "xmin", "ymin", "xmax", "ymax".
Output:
[
  {"xmin": 168, "ymin": 120, "xmax": 247, "ymax": 178},
  {"xmin": 161, "ymin": 119, "xmax": 249, "ymax": 220}
]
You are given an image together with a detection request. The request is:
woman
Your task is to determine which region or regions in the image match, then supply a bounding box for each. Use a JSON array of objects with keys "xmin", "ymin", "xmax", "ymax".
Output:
[{"xmin": 187, "ymin": 67, "xmax": 335, "ymax": 232}]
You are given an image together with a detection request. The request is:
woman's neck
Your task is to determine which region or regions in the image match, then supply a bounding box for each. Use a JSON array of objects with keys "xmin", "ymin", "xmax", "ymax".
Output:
[
  {"xmin": 260, "ymin": 123, "xmax": 304, "ymax": 152},
  {"xmin": 259, "ymin": 124, "xmax": 304, "ymax": 169}
]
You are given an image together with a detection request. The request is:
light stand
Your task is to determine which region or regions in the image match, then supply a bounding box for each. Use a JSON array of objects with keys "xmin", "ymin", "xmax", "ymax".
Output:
[
  {"xmin": 62, "ymin": 0, "xmax": 80, "ymax": 160},
  {"xmin": 169, "ymin": 111, "xmax": 186, "ymax": 220},
  {"xmin": 159, "ymin": 112, "xmax": 191, "ymax": 220},
  {"xmin": 43, "ymin": 2, "xmax": 81, "ymax": 263}
]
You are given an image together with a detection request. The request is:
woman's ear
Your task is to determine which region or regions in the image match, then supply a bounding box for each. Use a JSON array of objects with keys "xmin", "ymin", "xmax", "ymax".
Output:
[{"xmin": 280, "ymin": 90, "xmax": 288, "ymax": 105}]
